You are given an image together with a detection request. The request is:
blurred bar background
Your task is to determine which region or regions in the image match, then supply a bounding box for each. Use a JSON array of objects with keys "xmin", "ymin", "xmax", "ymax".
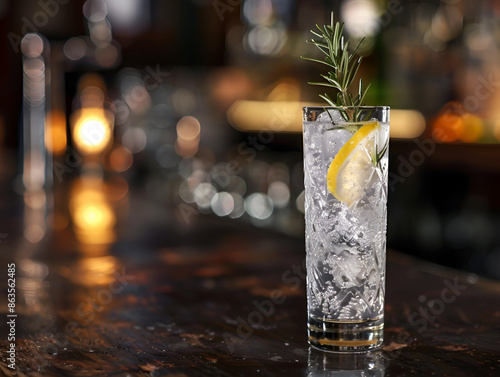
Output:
[{"xmin": 0, "ymin": 0, "xmax": 499, "ymax": 279}]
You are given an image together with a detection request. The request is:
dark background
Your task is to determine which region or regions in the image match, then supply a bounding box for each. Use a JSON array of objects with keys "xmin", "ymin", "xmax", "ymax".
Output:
[{"xmin": 1, "ymin": 0, "xmax": 500, "ymax": 279}]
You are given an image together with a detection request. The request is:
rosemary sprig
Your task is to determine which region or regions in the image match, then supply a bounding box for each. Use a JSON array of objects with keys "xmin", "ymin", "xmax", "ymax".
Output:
[
  {"xmin": 301, "ymin": 12, "xmax": 371, "ymax": 122},
  {"xmin": 371, "ymin": 138, "xmax": 389, "ymax": 168}
]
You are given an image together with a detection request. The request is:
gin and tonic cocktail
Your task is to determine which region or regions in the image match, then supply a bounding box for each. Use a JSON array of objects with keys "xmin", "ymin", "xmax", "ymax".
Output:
[{"xmin": 303, "ymin": 106, "xmax": 389, "ymax": 352}]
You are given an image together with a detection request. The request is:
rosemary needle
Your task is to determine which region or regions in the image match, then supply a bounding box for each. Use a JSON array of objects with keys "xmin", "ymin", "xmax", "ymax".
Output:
[{"xmin": 301, "ymin": 12, "xmax": 371, "ymax": 122}]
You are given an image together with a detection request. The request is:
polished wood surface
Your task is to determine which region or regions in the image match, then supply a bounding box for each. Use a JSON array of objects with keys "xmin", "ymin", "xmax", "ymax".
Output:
[{"xmin": 0, "ymin": 191, "xmax": 499, "ymax": 377}]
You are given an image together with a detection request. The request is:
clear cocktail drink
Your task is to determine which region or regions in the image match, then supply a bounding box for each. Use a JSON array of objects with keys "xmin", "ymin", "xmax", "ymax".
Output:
[{"xmin": 303, "ymin": 106, "xmax": 389, "ymax": 352}]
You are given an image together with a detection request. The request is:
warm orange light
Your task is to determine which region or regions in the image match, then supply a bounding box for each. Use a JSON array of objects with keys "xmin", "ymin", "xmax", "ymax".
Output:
[
  {"xmin": 78, "ymin": 73, "xmax": 106, "ymax": 94},
  {"xmin": 494, "ymin": 119, "xmax": 500, "ymax": 142},
  {"xmin": 24, "ymin": 224, "xmax": 45, "ymax": 244},
  {"xmin": 49, "ymin": 212, "xmax": 69, "ymax": 231},
  {"xmin": 71, "ymin": 108, "xmax": 114, "ymax": 154},
  {"xmin": 74, "ymin": 202, "xmax": 115, "ymax": 229},
  {"xmin": 175, "ymin": 138, "xmax": 199, "ymax": 158},
  {"xmin": 23, "ymin": 201, "xmax": 46, "ymax": 244},
  {"xmin": 24, "ymin": 190, "xmax": 46, "ymax": 209},
  {"xmin": 460, "ymin": 113, "xmax": 483, "ymax": 143},
  {"xmin": 106, "ymin": 175, "xmax": 129, "ymax": 202},
  {"xmin": 177, "ymin": 116, "xmax": 201, "ymax": 141},
  {"xmin": 176, "ymin": 116, "xmax": 201, "ymax": 157},
  {"xmin": 431, "ymin": 103, "xmax": 464, "ymax": 142},
  {"xmin": 62, "ymin": 256, "xmax": 118, "ymax": 286},
  {"xmin": 267, "ymin": 79, "xmax": 301, "ymax": 102},
  {"xmin": 45, "ymin": 110, "xmax": 67, "ymax": 155},
  {"xmin": 109, "ymin": 146, "xmax": 133, "ymax": 172},
  {"xmin": 70, "ymin": 178, "xmax": 116, "ymax": 247},
  {"xmin": 209, "ymin": 67, "xmax": 254, "ymax": 110},
  {"xmin": 80, "ymin": 86, "xmax": 105, "ymax": 108},
  {"xmin": 227, "ymin": 101, "xmax": 308, "ymax": 132},
  {"xmin": 390, "ymin": 110, "xmax": 426, "ymax": 139}
]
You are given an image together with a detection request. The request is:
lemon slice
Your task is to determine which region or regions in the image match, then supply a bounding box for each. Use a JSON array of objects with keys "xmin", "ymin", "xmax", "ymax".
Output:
[{"xmin": 327, "ymin": 121, "xmax": 380, "ymax": 205}]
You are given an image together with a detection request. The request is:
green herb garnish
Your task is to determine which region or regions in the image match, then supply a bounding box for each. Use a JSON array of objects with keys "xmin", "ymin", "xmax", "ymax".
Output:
[{"xmin": 301, "ymin": 12, "xmax": 371, "ymax": 122}]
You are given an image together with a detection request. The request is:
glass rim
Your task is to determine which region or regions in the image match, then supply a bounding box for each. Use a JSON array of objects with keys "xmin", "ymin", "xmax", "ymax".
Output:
[{"xmin": 303, "ymin": 106, "xmax": 390, "ymax": 111}]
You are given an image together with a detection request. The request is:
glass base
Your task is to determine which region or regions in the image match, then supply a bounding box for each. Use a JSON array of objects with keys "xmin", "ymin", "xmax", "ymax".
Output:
[{"xmin": 308, "ymin": 316, "xmax": 384, "ymax": 353}]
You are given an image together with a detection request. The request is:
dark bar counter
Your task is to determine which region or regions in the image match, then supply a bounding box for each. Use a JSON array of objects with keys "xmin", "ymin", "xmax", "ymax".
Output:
[{"xmin": 1, "ymin": 191, "xmax": 499, "ymax": 377}]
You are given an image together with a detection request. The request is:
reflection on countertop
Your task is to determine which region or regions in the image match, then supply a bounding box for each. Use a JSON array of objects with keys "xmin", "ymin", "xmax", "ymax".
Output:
[{"xmin": 0, "ymin": 182, "xmax": 499, "ymax": 376}]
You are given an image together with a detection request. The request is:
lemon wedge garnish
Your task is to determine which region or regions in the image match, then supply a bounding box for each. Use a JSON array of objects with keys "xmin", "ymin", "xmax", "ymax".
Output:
[{"xmin": 327, "ymin": 121, "xmax": 380, "ymax": 205}]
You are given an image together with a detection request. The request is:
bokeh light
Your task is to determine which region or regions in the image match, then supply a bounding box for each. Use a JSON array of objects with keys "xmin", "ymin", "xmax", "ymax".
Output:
[
  {"xmin": 70, "ymin": 179, "xmax": 116, "ymax": 248},
  {"xmin": 106, "ymin": 175, "xmax": 129, "ymax": 202},
  {"xmin": 296, "ymin": 190, "xmax": 305, "ymax": 214},
  {"xmin": 267, "ymin": 181, "xmax": 290, "ymax": 208},
  {"xmin": 122, "ymin": 127, "xmax": 147, "ymax": 153},
  {"xmin": 211, "ymin": 192, "xmax": 234, "ymax": 217},
  {"xmin": 83, "ymin": 0, "xmax": 108, "ymax": 22},
  {"xmin": 171, "ymin": 88, "xmax": 197, "ymax": 116},
  {"xmin": 45, "ymin": 110, "xmax": 67, "ymax": 155},
  {"xmin": 109, "ymin": 146, "xmax": 133, "ymax": 172},
  {"xmin": 63, "ymin": 37, "xmax": 88, "ymax": 61},
  {"xmin": 24, "ymin": 224, "xmax": 45, "ymax": 244},
  {"xmin": 81, "ymin": 86, "xmax": 105, "ymax": 108},
  {"xmin": 71, "ymin": 108, "xmax": 114, "ymax": 154},
  {"xmin": 21, "ymin": 33, "xmax": 44, "ymax": 58},
  {"xmin": 341, "ymin": 0, "xmax": 380, "ymax": 38},
  {"xmin": 105, "ymin": 0, "xmax": 151, "ymax": 36},
  {"xmin": 245, "ymin": 193, "xmax": 273, "ymax": 220},
  {"xmin": 176, "ymin": 116, "xmax": 201, "ymax": 158},
  {"xmin": 243, "ymin": 0, "xmax": 273, "ymax": 25},
  {"xmin": 229, "ymin": 193, "xmax": 245, "ymax": 219},
  {"xmin": 67, "ymin": 256, "xmax": 118, "ymax": 286},
  {"xmin": 431, "ymin": 103, "xmax": 465, "ymax": 143},
  {"xmin": 95, "ymin": 42, "xmax": 120, "ymax": 67},
  {"xmin": 494, "ymin": 119, "xmax": 500, "ymax": 142},
  {"xmin": 460, "ymin": 114, "xmax": 483, "ymax": 143},
  {"xmin": 245, "ymin": 24, "xmax": 287, "ymax": 56},
  {"xmin": 194, "ymin": 183, "xmax": 217, "ymax": 210}
]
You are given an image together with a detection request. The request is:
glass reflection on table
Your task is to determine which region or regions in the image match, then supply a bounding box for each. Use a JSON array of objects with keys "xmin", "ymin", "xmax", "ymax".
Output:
[{"xmin": 307, "ymin": 348, "xmax": 386, "ymax": 377}]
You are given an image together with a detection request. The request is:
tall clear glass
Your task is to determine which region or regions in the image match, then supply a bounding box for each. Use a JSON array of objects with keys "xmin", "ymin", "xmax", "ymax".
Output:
[{"xmin": 303, "ymin": 106, "xmax": 389, "ymax": 352}]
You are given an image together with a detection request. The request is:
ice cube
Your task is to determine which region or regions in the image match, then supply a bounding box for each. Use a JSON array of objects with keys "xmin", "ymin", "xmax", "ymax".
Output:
[
  {"xmin": 324, "ymin": 126, "xmax": 352, "ymax": 157},
  {"xmin": 317, "ymin": 108, "xmax": 346, "ymax": 124},
  {"xmin": 336, "ymin": 250, "xmax": 365, "ymax": 288}
]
